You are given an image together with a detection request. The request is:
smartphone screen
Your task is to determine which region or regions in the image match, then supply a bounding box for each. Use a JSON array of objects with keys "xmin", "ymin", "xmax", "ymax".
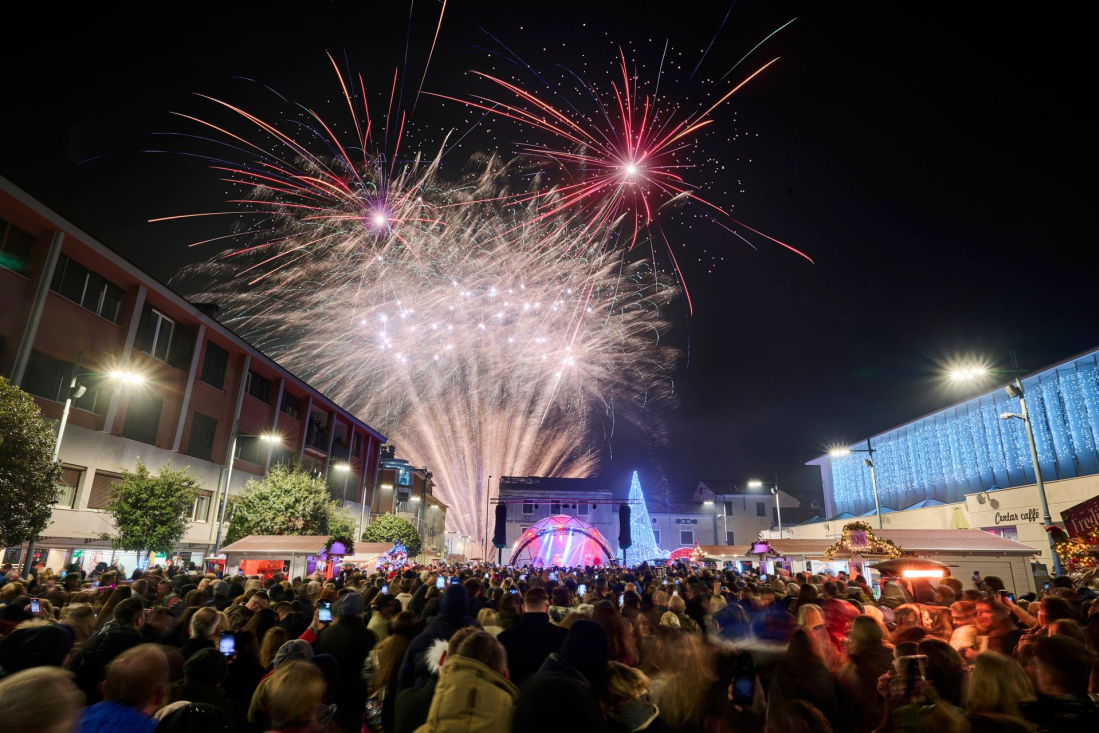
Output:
[
  {"xmin": 219, "ymin": 632, "xmax": 235, "ymax": 657},
  {"xmin": 618, "ymin": 593, "xmax": 624, "ymax": 607},
  {"xmin": 450, "ymin": 577, "xmax": 459, "ymax": 585},
  {"xmin": 30, "ymin": 599, "xmax": 40, "ymax": 614},
  {"xmin": 732, "ymin": 676, "xmax": 754, "ymax": 704},
  {"xmin": 519, "ymin": 574, "xmax": 527, "ymax": 581},
  {"xmin": 509, "ymin": 588, "xmax": 519, "ymax": 594},
  {"xmin": 1043, "ymin": 582, "xmax": 1050, "ymax": 592},
  {"xmin": 436, "ymin": 576, "xmax": 445, "ymax": 589},
  {"xmin": 318, "ymin": 601, "xmax": 332, "ymax": 623},
  {"xmin": 91, "ymin": 581, "xmax": 100, "ymax": 590},
  {"xmin": 381, "ymin": 584, "xmax": 389, "ymax": 595},
  {"xmin": 577, "ymin": 584, "xmax": 587, "ymax": 595}
]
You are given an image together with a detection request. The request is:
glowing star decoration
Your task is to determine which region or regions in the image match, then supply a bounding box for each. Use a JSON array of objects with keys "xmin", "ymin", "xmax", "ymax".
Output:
[{"xmin": 623, "ymin": 471, "xmax": 668, "ymax": 564}]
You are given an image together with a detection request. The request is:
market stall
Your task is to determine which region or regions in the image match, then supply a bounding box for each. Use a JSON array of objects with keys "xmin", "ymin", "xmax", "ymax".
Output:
[{"xmin": 219, "ymin": 535, "xmax": 394, "ymax": 580}]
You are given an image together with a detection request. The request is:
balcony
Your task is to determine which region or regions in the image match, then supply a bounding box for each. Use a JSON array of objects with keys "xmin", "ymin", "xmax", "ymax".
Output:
[{"xmin": 304, "ymin": 426, "xmax": 328, "ymax": 453}]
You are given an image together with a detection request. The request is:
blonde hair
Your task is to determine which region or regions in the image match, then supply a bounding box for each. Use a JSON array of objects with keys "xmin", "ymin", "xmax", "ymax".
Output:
[
  {"xmin": 651, "ymin": 632, "xmax": 714, "ymax": 729},
  {"xmin": 0, "ymin": 666, "xmax": 84, "ymax": 733},
  {"xmin": 477, "ymin": 608, "xmax": 499, "ymax": 627},
  {"xmin": 797, "ymin": 603, "xmax": 825, "ymax": 630},
  {"xmin": 601, "ymin": 662, "xmax": 650, "ymax": 711},
  {"xmin": 60, "ymin": 605, "xmax": 97, "ymax": 647},
  {"xmin": 966, "ymin": 652, "xmax": 1036, "ymax": 719},
  {"xmin": 266, "ymin": 660, "xmax": 326, "ymax": 727}
]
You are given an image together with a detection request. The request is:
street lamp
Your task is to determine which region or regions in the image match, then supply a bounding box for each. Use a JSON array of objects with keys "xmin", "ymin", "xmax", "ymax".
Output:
[
  {"xmin": 702, "ymin": 499, "xmax": 718, "ymax": 547},
  {"xmin": 213, "ymin": 431, "xmax": 282, "ymax": 555},
  {"xmin": 830, "ymin": 441, "xmax": 883, "ymax": 529},
  {"xmin": 949, "ymin": 354, "xmax": 1061, "ymax": 576},
  {"xmin": 747, "ymin": 479, "xmax": 785, "ymax": 537}
]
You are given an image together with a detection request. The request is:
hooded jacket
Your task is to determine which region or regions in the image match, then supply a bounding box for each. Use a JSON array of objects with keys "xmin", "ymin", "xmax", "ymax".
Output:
[
  {"xmin": 68, "ymin": 620, "xmax": 144, "ymax": 703},
  {"xmin": 413, "ymin": 655, "xmax": 518, "ymax": 733},
  {"xmin": 395, "ymin": 585, "xmax": 480, "ymax": 695}
]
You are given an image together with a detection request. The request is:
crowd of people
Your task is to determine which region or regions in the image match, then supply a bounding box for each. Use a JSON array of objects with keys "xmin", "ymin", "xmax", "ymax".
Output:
[{"xmin": 1, "ymin": 557, "xmax": 1098, "ymax": 733}]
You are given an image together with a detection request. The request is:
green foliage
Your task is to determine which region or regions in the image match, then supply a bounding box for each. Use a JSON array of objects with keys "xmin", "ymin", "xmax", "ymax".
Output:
[
  {"xmin": 0, "ymin": 377, "xmax": 62, "ymax": 547},
  {"xmin": 327, "ymin": 509, "xmax": 358, "ymax": 544},
  {"xmin": 361, "ymin": 512, "xmax": 422, "ymax": 557},
  {"xmin": 99, "ymin": 459, "xmax": 202, "ymax": 554},
  {"xmin": 225, "ymin": 462, "xmax": 351, "ymax": 544}
]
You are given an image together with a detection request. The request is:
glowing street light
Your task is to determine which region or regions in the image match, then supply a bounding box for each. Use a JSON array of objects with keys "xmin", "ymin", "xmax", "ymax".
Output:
[{"xmin": 747, "ymin": 480, "xmax": 763, "ymax": 488}]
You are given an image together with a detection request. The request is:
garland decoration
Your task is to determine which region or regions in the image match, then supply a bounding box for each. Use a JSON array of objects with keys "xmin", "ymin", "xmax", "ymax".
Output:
[
  {"xmin": 1049, "ymin": 525, "xmax": 1099, "ymax": 570},
  {"xmin": 323, "ymin": 534, "xmax": 356, "ymax": 555},
  {"xmin": 824, "ymin": 521, "xmax": 903, "ymax": 559}
]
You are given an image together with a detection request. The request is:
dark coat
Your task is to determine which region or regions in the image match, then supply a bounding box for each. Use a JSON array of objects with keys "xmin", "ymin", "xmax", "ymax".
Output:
[
  {"xmin": 311, "ymin": 617, "xmax": 377, "ymax": 719},
  {"xmin": 497, "ymin": 613, "xmax": 568, "ymax": 687},
  {"xmin": 395, "ymin": 585, "xmax": 479, "ymax": 696},
  {"xmin": 68, "ymin": 621, "xmax": 144, "ymax": 703},
  {"xmin": 164, "ymin": 681, "xmax": 249, "ymax": 732},
  {"xmin": 513, "ymin": 653, "xmax": 611, "ymax": 733},
  {"xmin": 393, "ymin": 678, "xmax": 436, "ymax": 733}
]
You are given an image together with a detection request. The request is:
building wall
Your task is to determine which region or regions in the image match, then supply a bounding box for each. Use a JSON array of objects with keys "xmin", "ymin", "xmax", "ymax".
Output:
[{"xmin": 0, "ymin": 176, "xmax": 385, "ymax": 564}]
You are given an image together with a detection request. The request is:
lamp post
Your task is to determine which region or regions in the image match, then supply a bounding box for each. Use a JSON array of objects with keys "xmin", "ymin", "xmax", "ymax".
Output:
[
  {"xmin": 830, "ymin": 441, "xmax": 882, "ymax": 529},
  {"xmin": 212, "ymin": 432, "xmax": 282, "ymax": 555},
  {"xmin": 950, "ymin": 354, "xmax": 1062, "ymax": 576},
  {"xmin": 702, "ymin": 499, "xmax": 718, "ymax": 547},
  {"xmin": 748, "ymin": 479, "xmax": 784, "ymax": 537},
  {"xmin": 23, "ymin": 354, "xmax": 144, "ymax": 578}
]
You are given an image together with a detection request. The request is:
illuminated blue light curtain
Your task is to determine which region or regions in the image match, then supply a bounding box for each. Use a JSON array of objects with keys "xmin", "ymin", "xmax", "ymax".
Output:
[{"xmin": 830, "ymin": 353, "xmax": 1099, "ymax": 515}]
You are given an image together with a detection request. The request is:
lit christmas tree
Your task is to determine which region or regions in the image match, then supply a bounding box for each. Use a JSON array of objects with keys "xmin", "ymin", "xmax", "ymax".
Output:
[{"xmin": 624, "ymin": 471, "xmax": 667, "ymax": 564}]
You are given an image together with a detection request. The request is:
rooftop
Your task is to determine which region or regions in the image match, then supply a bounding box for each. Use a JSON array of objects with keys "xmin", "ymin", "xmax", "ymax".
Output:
[{"xmin": 220, "ymin": 535, "xmax": 395, "ymax": 556}]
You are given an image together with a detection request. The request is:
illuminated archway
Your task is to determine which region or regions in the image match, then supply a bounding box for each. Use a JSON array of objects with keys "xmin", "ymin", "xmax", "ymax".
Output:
[{"xmin": 509, "ymin": 515, "xmax": 614, "ymax": 566}]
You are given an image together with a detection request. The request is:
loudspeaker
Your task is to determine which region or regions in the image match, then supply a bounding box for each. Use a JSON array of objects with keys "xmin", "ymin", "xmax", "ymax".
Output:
[
  {"xmin": 492, "ymin": 504, "xmax": 508, "ymax": 549},
  {"xmin": 619, "ymin": 503, "xmax": 632, "ymax": 550}
]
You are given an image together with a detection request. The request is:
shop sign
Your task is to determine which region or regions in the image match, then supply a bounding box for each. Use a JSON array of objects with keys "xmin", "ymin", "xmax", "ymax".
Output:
[
  {"xmin": 1061, "ymin": 494, "xmax": 1099, "ymax": 537},
  {"xmin": 849, "ymin": 530, "xmax": 869, "ymax": 550},
  {"xmin": 994, "ymin": 508, "xmax": 1040, "ymax": 525}
]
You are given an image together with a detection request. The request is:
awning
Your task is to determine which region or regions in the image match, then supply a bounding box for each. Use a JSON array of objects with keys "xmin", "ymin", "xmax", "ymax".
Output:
[{"xmin": 948, "ymin": 507, "xmax": 970, "ymax": 529}]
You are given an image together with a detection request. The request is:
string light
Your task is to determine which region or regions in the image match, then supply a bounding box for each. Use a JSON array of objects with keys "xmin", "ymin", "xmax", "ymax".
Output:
[{"xmin": 623, "ymin": 471, "xmax": 667, "ymax": 564}]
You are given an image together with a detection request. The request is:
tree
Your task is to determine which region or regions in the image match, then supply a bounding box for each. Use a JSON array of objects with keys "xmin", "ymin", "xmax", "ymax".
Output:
[
  {"xmin": 225, "ymin": 462, "xmax": 349, "ymax": 544},
  {"xmin": 361, "ymin": 513, "xmax": 422, "ymax": 557},
  {"xmin": 0, "ymin": 377, "xmax": 62, "ymax": 548},
  {"xmin": 624, "ymin": 471, "xmax": 667, "ymax": 565},
  {"xmin": 99, "ymin": 459, "xmax": 202, "ymax": 558}
]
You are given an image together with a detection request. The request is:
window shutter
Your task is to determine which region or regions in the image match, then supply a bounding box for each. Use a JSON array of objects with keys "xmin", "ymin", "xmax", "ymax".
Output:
[
  {"xmin": 88, "ymin": 472, "xmax": 122, "ymax": 509},
  {"xmin": 167, "ymin": 323, "xmax": 195, "ymax": 370},
  {"xmin": 134, "ymin": 304, "xmax": 157, "ymax": 353}
]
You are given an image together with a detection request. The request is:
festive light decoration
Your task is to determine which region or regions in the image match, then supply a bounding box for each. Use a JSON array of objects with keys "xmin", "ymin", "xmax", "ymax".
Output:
[
  {"xmin": 830, "ymin": 354, "xmax": 1099, "ymax": 515},
  {"xmin": 668, "ymin": 547, "xmax": 696, "ymax": 561},
  {"xmin": 824, "ymin": 521, "xmax": 903, "ymax": 559},
  {"xmin": 623, "ymin": 471, "xmax": 667, "ymax": 564},
  {"xmin": 1049, "ymin": 525, "xmax": 1099, "ymax": 570}
]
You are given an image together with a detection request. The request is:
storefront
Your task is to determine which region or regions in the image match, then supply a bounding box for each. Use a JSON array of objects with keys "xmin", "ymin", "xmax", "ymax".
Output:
[{"xmin": 220, "ymin": 535, "xmax": 394, "ymax": 580}]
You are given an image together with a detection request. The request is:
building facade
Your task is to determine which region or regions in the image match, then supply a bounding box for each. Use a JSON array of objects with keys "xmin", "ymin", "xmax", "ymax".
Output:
[
  {"xmin": 0, "ymin": 175, "xmax": 386, "ymax": 572},
  {"xmin": 369, "ymin": 450, "xmax": 448, "ymax": 562},
  {"xmin": 799, "ymin": 346, "xmax": 1099, "ymax": 571},
  {"xmin": 496, "ymin": 475, "xmax": 802, "ymax": 564}
]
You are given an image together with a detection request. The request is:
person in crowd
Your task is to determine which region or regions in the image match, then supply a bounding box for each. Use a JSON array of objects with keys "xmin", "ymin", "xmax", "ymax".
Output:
[
  {"xmin": 1020, "ymin": 635, "xmax": 1099, "ymax": 728},
  {"xmin": 225, "ymin": 591, "xmax": 269, "ymax": 632},
  {"xmin": 260, "ymin": 627, "xmax": 291, "ymax": 669},
  {"xmin": 396, "ymin": 578, "xmax": 415, "ymax": 612},
  {"xmin": 364, "ymin": 628, "xmax": 414, "ymax": 733},
  {"xmin": 69, "ymin": 597, "xmax": 148, "ymax": 702},
  {"xmin": 368, "ymin": 593, "xmax": 401, "ymax": 643},
  {"xmin": 766, "ymin": 628, "xmax": 842, "ymax": 733},
  {"xmin": 837, "ymin": 615, "xmax": 893, "ymax": 732},
  {"xmin": 965, "ymin": 651, "xmax": 1036, "ymax": 733},
  {"xmin": 79, "ymin": 644, "xmax": 169, "ymax": 733},
  {"xmin": 513, "ymin": 620, "xmax": 612, "ymax": 733},
  {"xmin": 166, "ymin": 607, "xmax": 220, "ymax": 679},
  {"xmin": 495, "ymin": 592, "xmax": 522, "ymax": 631},
  {"xmin": 599, "ymin": 662, "xmax": 673, "ymax": 733},
  {"xmin": 415, "ymin": 631, "xmax": 518, "ymax": 733},
  {"xmin": 311, "ymin": 590, "xmax": 376, "ymax": 720},
  {"xmin": 0, "ymin": 622, "xmax": 75, "ymax": 679},
  {"xmin": 395, "ymin": 583, "xmax": 479, "ymax": 695},
  {"xmin": 392, "ymin": 626, "xmax": 478, "ymax": 733},
  {"xmin": 643, "ymin": 591, "xmax": 670, "ymax": 630},
  {"xmin": 496, "ymin": 587, "xmax": 568, "ymax": 686},
  {"xmin": 593, "ymin": 599, "xmax": 639, "ymax": 666},
  {"xmin": 548, "ymin": 586, "xmax": 572, "ymax": 625},
  {"xmin": 666, "ymin": 595, "xmax": 701, "ymax": 636},
  {"xmin": 0, "ymin": 665, "xmax": 85, "ymax": 733},
  {"xmin": 163, "ymin": 647, "xmax": 248, "ymax": 732},
  {"xmin": 262, "ymin": 660, "xmax": 328, "ymax": 733}
]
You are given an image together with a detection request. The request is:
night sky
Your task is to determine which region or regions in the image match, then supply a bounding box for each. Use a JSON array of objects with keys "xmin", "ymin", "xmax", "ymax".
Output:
[{"xmin": 2, "ymin": 2, "xmax": 1094, "ymax": 507}]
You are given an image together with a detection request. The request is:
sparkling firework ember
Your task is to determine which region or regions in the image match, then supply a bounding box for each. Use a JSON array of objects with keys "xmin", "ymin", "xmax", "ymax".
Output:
[{"xmin": 170, "ymin": 78, "xmax": 680, "ymax": 543}]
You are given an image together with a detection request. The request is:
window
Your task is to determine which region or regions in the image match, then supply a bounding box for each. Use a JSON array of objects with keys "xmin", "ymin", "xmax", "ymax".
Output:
[
  {"xmin": 193, "ymin": 490, "xmax": 213, "ymax": 522},
  {"xmin": 578, "ymin": 502, "xmax": 588, "ymax": 516},
  {"xmin": 87, "ymin": 471, "xmax": 122, "ymax": 509},
  {"xmin": 680, "ymin": 530, "xmax": 694, "ymax": 546},
  {"xmin": 55, "ymin": 465, "xmax": 84, "ymax": 508},
  {"xmin": 396, "ymin": 466, "xmax": 412, "ymax": 487},
  {"xmin": 121, "ymin": 393, "xmax": 163, "ymax": 445},
  {"xmin": 135, "ymin": 306, "xmax": 175, "ymax": 362},
  {"xmin": 724, "ymin": 501, "xmax": 733, "ymax": 515},
  {"xmin": 22, "ymin": 350, "xmax": 70, "ymax": 402},
  {"xmin": 245, "ymin": 371, "xmax": 271, "ymax": 403},
  {"xmin": 550, "ymin": 501, "xmax": 561, "ymax": 514},
  {"xmin": 351, "ymin": 433, "xmax": 362, "ymax": 458},
  {"xmin": 756, "ymin": 501, "xmax": 766, "ymax": 517},
  {"xmin": 0, "ymin": 218, "xmax": 35, "ymax": 274},
  {"xmin": 200, "ymin": 342, "xmax": 229, "ymax": 390},
  {"xmin": 49, "ymin": 254, "xmax": 125, "ymax": 322},
  {"xmin": 652, "ymin": 530, "xmax": 660, "ymax": 545},
  {"xmin": 280, "ymin": 392, "xmax": 301, "ymax": 419},
  {"xmin": 726, "ymin": 530, "xmax": 735, "ymax": 545},
  {"xmin": 186, "ymin": 412, "xmax": 218, "ymax": 462},
  {"xmin": 522, "ymin": 501, "xmax": 534, "ymax": 515},
  {"xmin": 235, "ymin": 435, "xmax": 266, "ymax": 465}
]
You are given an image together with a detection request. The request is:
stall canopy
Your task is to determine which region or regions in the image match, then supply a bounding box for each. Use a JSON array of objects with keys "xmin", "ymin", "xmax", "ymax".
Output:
[
  {"xmin": 220, "ymin": 535, "xmax": 394, "ymax": 559},
  {"xmin": 700, "ymin": 529, "xmax": 1037, "ymax": 561}
]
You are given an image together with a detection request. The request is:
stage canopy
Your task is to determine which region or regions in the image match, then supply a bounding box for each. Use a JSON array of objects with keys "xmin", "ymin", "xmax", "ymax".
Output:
[{"xmin": 509, "ymin": 515, "xmax": 613, "ymax": 567}]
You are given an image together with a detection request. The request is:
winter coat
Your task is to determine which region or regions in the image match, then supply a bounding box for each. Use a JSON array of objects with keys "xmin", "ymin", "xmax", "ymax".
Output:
[
  {"xmin": 413, "ymin": 655, "xmax": 518, "ymax": 733},
  {"xmin": 311, "ymin": 617, "xmax": 377, "ymax": 719},
  {"xmin": 512, "ymin": 653, "xmax": 612, "ymax": 733},
  {"xmin": 496, "ymin": 613, "xmax": 568, "ymax": 687},
  {"xmin": 77, "ymin": 700, "xmax": 157, "ymax": 733},
  {"xmin": 164, "ymin": 680, "xmax": 250, "ymax": 732},
  {"xmin": 838, "ymin": 643, "xmax": 894, "ymax": 732},
  {"xmin": 395, "ymin": 585, "xmax": 479, "ymax": 695},
  {"xmin": 68, "ymin": 621, "xmax": 144, "ymax": 703}
]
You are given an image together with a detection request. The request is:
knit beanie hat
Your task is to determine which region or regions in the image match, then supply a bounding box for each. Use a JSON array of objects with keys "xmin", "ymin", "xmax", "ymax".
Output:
[
  {"xmin": 213, "ymin": 581, "xmax": 230, "ymax": 597},
  {"xmin": 558, "ymin": 620, "xmax": 609, "ymax": 687},
  {"xmin": 273, "ymin": 639, "xmax": 315, "ymax": 667}
]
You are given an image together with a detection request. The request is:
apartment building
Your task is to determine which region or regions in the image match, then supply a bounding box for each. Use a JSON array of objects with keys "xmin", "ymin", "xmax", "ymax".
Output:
[
  {"xmin": 0, "ymin": 174, "xmax": 386, "ymax": 572},
  {"xmin": 369, "ymin": 450, "xmax": 448, "ymax": 562}
]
